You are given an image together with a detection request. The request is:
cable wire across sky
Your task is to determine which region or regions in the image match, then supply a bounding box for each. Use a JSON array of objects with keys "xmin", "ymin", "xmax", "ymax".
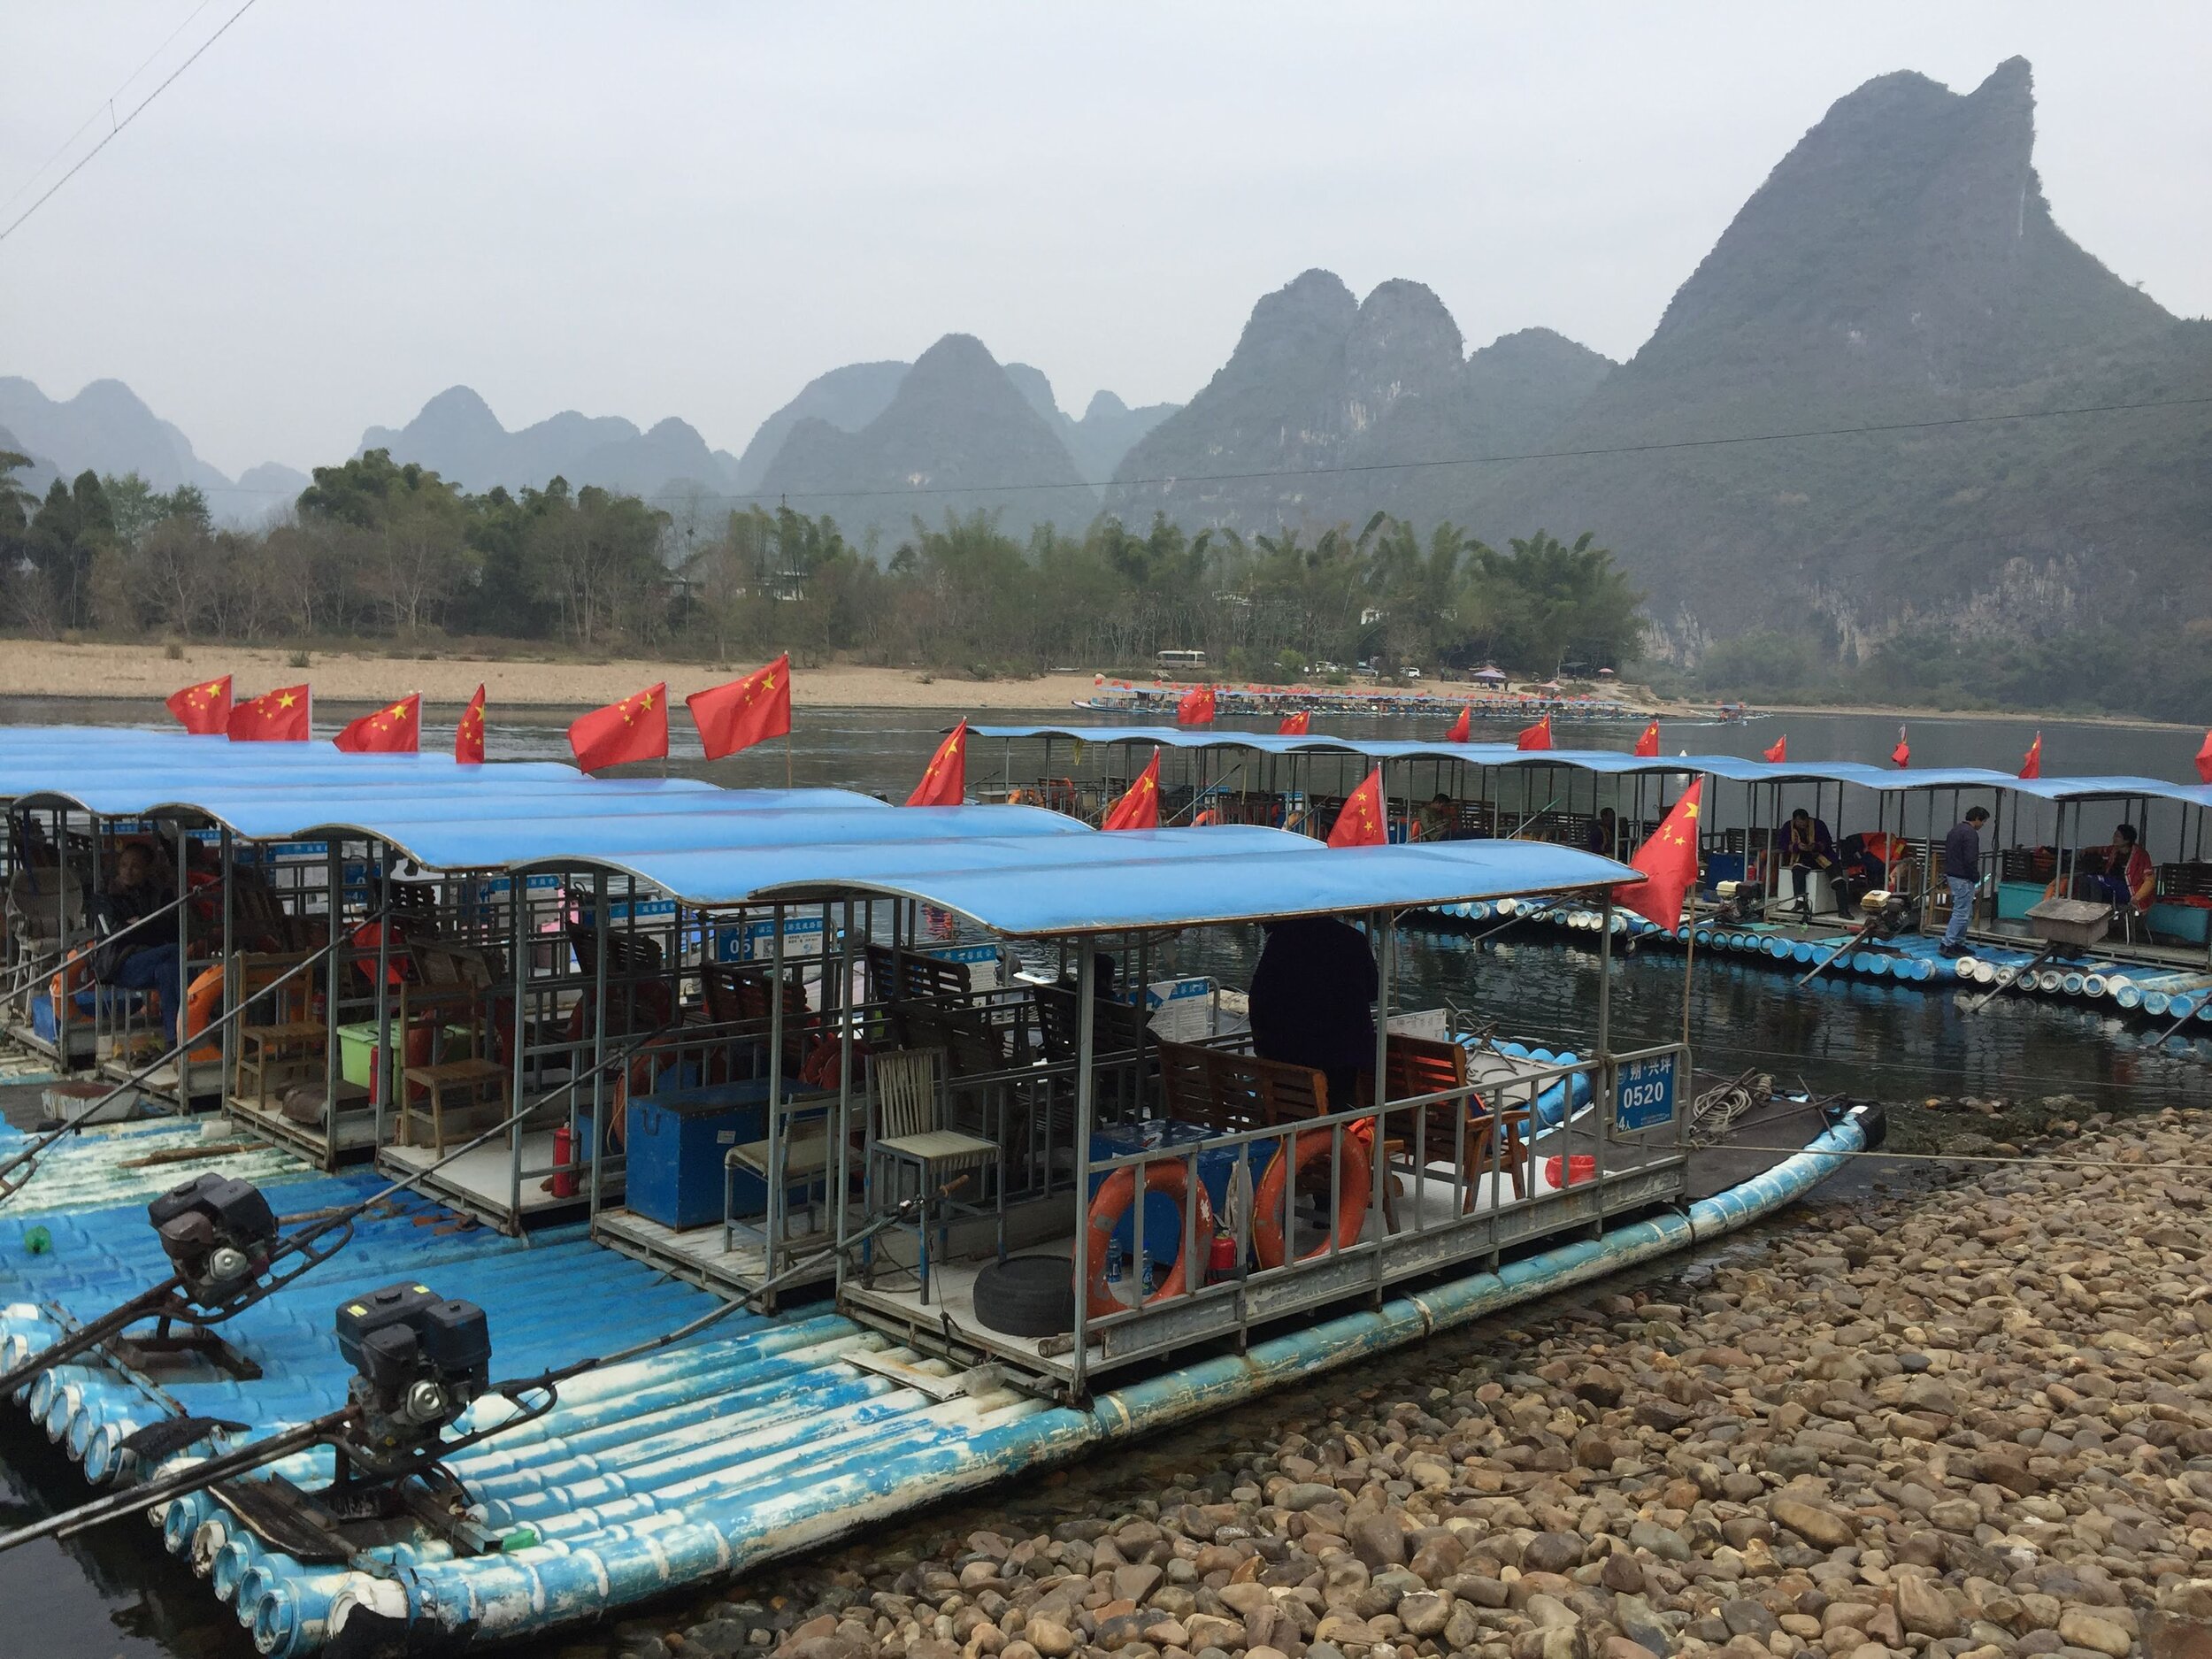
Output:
[{"xmin": 0, "ymin": 0, "xmax": 257, "ymax": 249}]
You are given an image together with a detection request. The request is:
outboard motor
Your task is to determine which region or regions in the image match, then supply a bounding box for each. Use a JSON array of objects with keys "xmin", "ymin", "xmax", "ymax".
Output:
[
  {"xmin": 1713, "ymin": 879, "xmax": 1763, "ymax": 926},
  {"xmin": 148, "ymin": 1173, "xmax": 280, "ymax": 1307},
  {"xmin": 334, "ymin": 1282, "xmax": 491, "ymax": 1481},
  {"xmin": 1860, "ymin": 888, "xmax": 1913, "ymax": 941}
]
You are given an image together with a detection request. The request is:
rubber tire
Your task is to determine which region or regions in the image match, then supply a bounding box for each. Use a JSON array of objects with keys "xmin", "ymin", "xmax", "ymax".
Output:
[{"xmin": 972, "ymin": 1254, "xmax": 1077, "ymax": 1338}]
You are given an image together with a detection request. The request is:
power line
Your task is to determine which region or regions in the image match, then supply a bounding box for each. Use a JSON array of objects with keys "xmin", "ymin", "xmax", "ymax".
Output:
[
  {"xmin": 0, "ymin": 0, "xmax": 257, "ymax": 249},
  {"xmin": 0, "ymin": 0, "xmax": 219, "ymax": 215},
  {"xmin": 221, "ymin": 389, "xmax": 2212, "ymax": 499}
]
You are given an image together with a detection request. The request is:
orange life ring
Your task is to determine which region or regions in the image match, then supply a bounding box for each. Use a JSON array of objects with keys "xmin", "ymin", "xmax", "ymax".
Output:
[
  {"xmin": 1082, "ymin": 1161, "xmax": 1215, "ymax": 1317},
  {"xmin": 184, "ymin": 964, "xmax": 225, "ymax": 1062},
  {"xmin": 50, "ymin": 947, "xmax": 92, "ymax": 1007},
  {"xmin": 1253, "ymin": 1125, "xmax": 1372, "ymax": 1268}
]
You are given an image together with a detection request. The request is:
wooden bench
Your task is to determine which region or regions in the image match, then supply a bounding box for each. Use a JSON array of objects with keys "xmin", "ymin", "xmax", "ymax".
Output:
[
  {"xmin": 893, "ymin": 1001, "xmax": 1007, "ymax": 1079},
  {"xmin": 864, "ymin": 944, "xmax": 973, "ymax": 1006},
  {"xmin": 703, "ymin": 963, "xmax": 812, "ymax": 1074},
  {"xmin": 1154, "ymin": 1039, "xmax": 1331, "ymax": 1131}
]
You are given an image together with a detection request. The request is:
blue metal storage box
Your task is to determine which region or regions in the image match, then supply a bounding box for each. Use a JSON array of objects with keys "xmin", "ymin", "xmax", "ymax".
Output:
[{"xmin": 625, "ymin": 1079, "xmax": 778, "ymax": 1231}]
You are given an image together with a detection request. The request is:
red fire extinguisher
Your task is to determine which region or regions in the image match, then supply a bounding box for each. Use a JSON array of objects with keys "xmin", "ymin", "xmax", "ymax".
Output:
[{"xmin": 550, "ymin": 1124, "xmax": 579, "ymax": 1198}]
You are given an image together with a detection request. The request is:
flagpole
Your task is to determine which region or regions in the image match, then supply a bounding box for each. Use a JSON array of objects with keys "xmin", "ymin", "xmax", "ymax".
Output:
[
  {"xmin": 784, "ymin": 731, "xmax": 793, "ymax": 790},
  {"xmin": 1680, "ymin": 772, "xmax": 1706, "ymax": 1053}
]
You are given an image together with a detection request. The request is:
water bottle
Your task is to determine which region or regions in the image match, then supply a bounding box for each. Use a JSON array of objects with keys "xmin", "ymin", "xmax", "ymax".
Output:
[
  {"xmin": 1139, "ymin": 1248, "xmax": 1153, "ymax": 1293},
  {"xmin": 1106, "ymin": 1235, "xmax": 1123, "ymax": 1284}
]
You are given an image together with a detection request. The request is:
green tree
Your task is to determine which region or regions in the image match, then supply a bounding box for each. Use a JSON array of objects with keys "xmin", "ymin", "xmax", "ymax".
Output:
[
  {"xmin": 21, "ymin": 470, "xmax": 117, "ymax": 632},
  {"xmin": 0, "ymin": 450, "xmax": 35, "ymax": 533},
  {"xmin": 1470, "ymin": 530, "xmax": 1644, "ymax": 673},
  {"xmin": 297, "ymin": 449, "xmax": 472, "ymax": 635}
]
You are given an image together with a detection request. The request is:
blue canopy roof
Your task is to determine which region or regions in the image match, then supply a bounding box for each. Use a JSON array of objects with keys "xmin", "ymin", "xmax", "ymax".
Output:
[
  {"xmin": 967, "ymin": 724, "xmax": 2212, "ymax": 802},
  {"xmin": 555, "ymin": 827, "xmax": 1639, "ymax": 936},
  {"xmin": 365, "ymin": 803, "xmax": 1085, "ymax": 871}
]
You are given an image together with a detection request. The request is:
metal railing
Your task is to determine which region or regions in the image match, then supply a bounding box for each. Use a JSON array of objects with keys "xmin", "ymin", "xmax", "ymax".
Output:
[{"xmin": 1063, "ymin": 1040, "xmax": 1690, "ymax": 1383}]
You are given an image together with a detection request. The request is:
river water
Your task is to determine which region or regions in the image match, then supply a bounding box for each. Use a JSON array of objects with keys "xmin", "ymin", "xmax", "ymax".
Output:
[{"xmin": 3, "ymin": 701, "xmax": 2208, "ymax": 1655}]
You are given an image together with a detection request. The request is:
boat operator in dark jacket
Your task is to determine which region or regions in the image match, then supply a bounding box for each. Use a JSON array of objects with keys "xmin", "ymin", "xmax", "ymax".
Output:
[
  {"xmin": 1940, "ymin": 806, "xmax": 1989, "ymax": 956},
  {"xmin": 1248, "ymin": 916, "xmax": 1379, "ymax": 1110},
  {"xmin": 1778, "ymin": 808, "xmax": 1840, "ymax": 918}
]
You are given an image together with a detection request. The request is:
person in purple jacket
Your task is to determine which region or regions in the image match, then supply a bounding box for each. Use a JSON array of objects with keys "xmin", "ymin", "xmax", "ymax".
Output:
[{"xmin": 1778, "ymin": 807, "xmax": 1839, "ymax": 918}]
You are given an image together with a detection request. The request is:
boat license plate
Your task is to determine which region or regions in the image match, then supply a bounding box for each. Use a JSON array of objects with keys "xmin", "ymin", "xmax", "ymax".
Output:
[{"xmin": 1613, "ymin": 1054, "xmax": 1677, "ymax": 1135}]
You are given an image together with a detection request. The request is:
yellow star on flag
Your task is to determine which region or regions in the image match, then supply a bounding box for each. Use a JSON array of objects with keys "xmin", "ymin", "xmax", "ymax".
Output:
[{"xmin": 274, "ymin": 691, "xmax": 296, "ymax": 710}]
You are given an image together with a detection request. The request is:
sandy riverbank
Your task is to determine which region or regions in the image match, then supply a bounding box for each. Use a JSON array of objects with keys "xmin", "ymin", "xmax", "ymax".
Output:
[
  {"xmin": 0, "ymin": 641, "xmax": 1105, "ymax": 712},
  {"xmin": 0, "ymin": 641, "xmax": 1694, "ymax": 719}
]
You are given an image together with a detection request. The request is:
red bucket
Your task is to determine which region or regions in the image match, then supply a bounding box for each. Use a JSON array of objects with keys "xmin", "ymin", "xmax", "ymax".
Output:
[{"xmin": 1543, "ymin": 1154, "xmax": 1597, "ymax": 1189}]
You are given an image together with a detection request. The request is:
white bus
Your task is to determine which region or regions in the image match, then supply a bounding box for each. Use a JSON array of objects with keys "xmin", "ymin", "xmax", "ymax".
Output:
[{"xmin": 1156, "ymin": 649, "xmax": 1207, "ymax": 673}]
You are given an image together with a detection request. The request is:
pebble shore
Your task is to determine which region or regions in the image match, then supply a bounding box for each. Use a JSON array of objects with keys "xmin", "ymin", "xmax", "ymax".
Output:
[{"xmin": 610, "ymin": 1103, "xmax": 2212, "ymax": 1659}]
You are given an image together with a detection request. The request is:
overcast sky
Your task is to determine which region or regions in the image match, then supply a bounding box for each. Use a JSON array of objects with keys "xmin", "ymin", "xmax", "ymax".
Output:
[{"xmin": 4, "ymin": 3, "xmax": 2207, "ymax": 480}]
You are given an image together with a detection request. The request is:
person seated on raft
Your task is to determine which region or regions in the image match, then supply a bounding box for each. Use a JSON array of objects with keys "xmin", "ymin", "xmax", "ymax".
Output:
[
  {"xmin": 1778, "ymin": 807, "xmax": 1840, "ymax": 918},
  {"xmin": 1832, "ymin": 833, "xmax": 1888, "ymax": 915},
  {"xmin": 1585, "ymin": 807, "xmax": 1619, "ymax": 857},
  {"xmin": 2090, "ymin": 824, "xmax": 2156, "ymax": 920},
  {"xmin": 1415, "ymin": 794, "xmax": 1459, "ymax": 841},
  {"xmin": 96, "ymin": 841, "xmax": 184, "ymax": 1044},
  {"xmin": 1248, "ymin": 916, "xmax": 1378, "ymax": 1110}
]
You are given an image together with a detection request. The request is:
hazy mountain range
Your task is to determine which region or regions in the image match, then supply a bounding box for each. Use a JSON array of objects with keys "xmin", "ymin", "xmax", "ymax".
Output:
[
  {"xmin": 6, "ymin": 56, "xmax": 2204, "ymax": 653},
  {"xmin": 0, "ymin": 379, "xmax": 311, "ymax": 526}
]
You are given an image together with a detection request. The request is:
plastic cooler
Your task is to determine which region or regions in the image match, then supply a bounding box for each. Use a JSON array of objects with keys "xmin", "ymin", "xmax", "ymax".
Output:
[
  {"xmin": 624, "ymin": 1079, "xmax": 784, "ymax": 1231},
  {"xmin": 335, "ymin": 1020, "xmax": 462, "ymax": 1104}
]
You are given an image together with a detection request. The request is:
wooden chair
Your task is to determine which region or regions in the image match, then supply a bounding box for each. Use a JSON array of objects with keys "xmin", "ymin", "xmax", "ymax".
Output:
[
  {"xmin": 864, "ymin": 1048, "xmax": 1001, "ymax": 1303},
  {"xmin": 1380, "ymin": 1033, "xmax": 1528, "ymax": 1204},
  {"xmin": 394, "ymin": 983, "xmax": 510, "ymax": 1153},
  {"xmin": 231, "ymin": 951, "xmax": 325, "ymax": 1110}
]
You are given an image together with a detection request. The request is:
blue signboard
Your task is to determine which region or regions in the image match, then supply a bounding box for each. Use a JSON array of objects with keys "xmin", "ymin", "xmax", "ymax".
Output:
[
  {"xmin": 1613, "ymin": 1053, "xmax": 1678, "ymax": 1135},
  {"xmin": 718, "ymin": 913, "xmax": 826, "ymax": 964}
]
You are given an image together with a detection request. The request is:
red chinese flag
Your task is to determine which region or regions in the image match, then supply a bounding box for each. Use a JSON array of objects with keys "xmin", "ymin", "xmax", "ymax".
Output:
[
  {"xmin": 1633, "ymin": 719, "xmax": 1660, "ymax": 757},
  {"xmin": 1516, "ymin": 713, "xmax": 1553, "ymax": 752},
  {"xmin": 1445, "ymin": 705, "xmax": 1471, "ymax": 743},
  {"xmin": 907, "ymin": 720, "xmax": 967, "ymax": 807},
  {"xmin": 227, "ymin": 684, "xmax": 311, "ymax": 742},
  {"xmin": 2197, "ymin": 730, "xmax": 2212, "ymax": 786},
  {"xmin": 334, "ymin": 693, "xmax": 420, "ymax": 754},
  {"xmin": 1614, "ymin": 778, "xmax": 1703, "ymax": 933},
  {"xmin": 1891, "ymin": 725, "xmax": 1910, "ymax": 768},
  {"xmin": 2019, "ymin": 732, "xmax": 2043, "ymax": 780},
  {"xmin": 569, "ymin": 682, "xmax": 668, "ymax": 772},
  {"xmin": 1175, "ymin": 684, "xmax": 1217, "ymax": 726},
  {"xmin": 1278, "ymin": 710, "xmax": 1310, "ymax": 736},
  {"xmin": 1763, "ymin": 734, "xmax": 1788, "ymax": 764},
  {"xmin": 165, "ymin": 674, "xmax": 232, "ymax": 735},
  {"xmin": 687, "ymin": 654, "xmax": 792, "ymax": 760},
  {"xmin": 1102, "ymin": 749, "xmax": 1162, "ymax": 831},
  {"xmin": 1328, "ymin": 767, "xmax": 1389, "ymax": 848},
  {"xmin": 456, "ymin": 684, "xmax": 486, "ymax": 764}
]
